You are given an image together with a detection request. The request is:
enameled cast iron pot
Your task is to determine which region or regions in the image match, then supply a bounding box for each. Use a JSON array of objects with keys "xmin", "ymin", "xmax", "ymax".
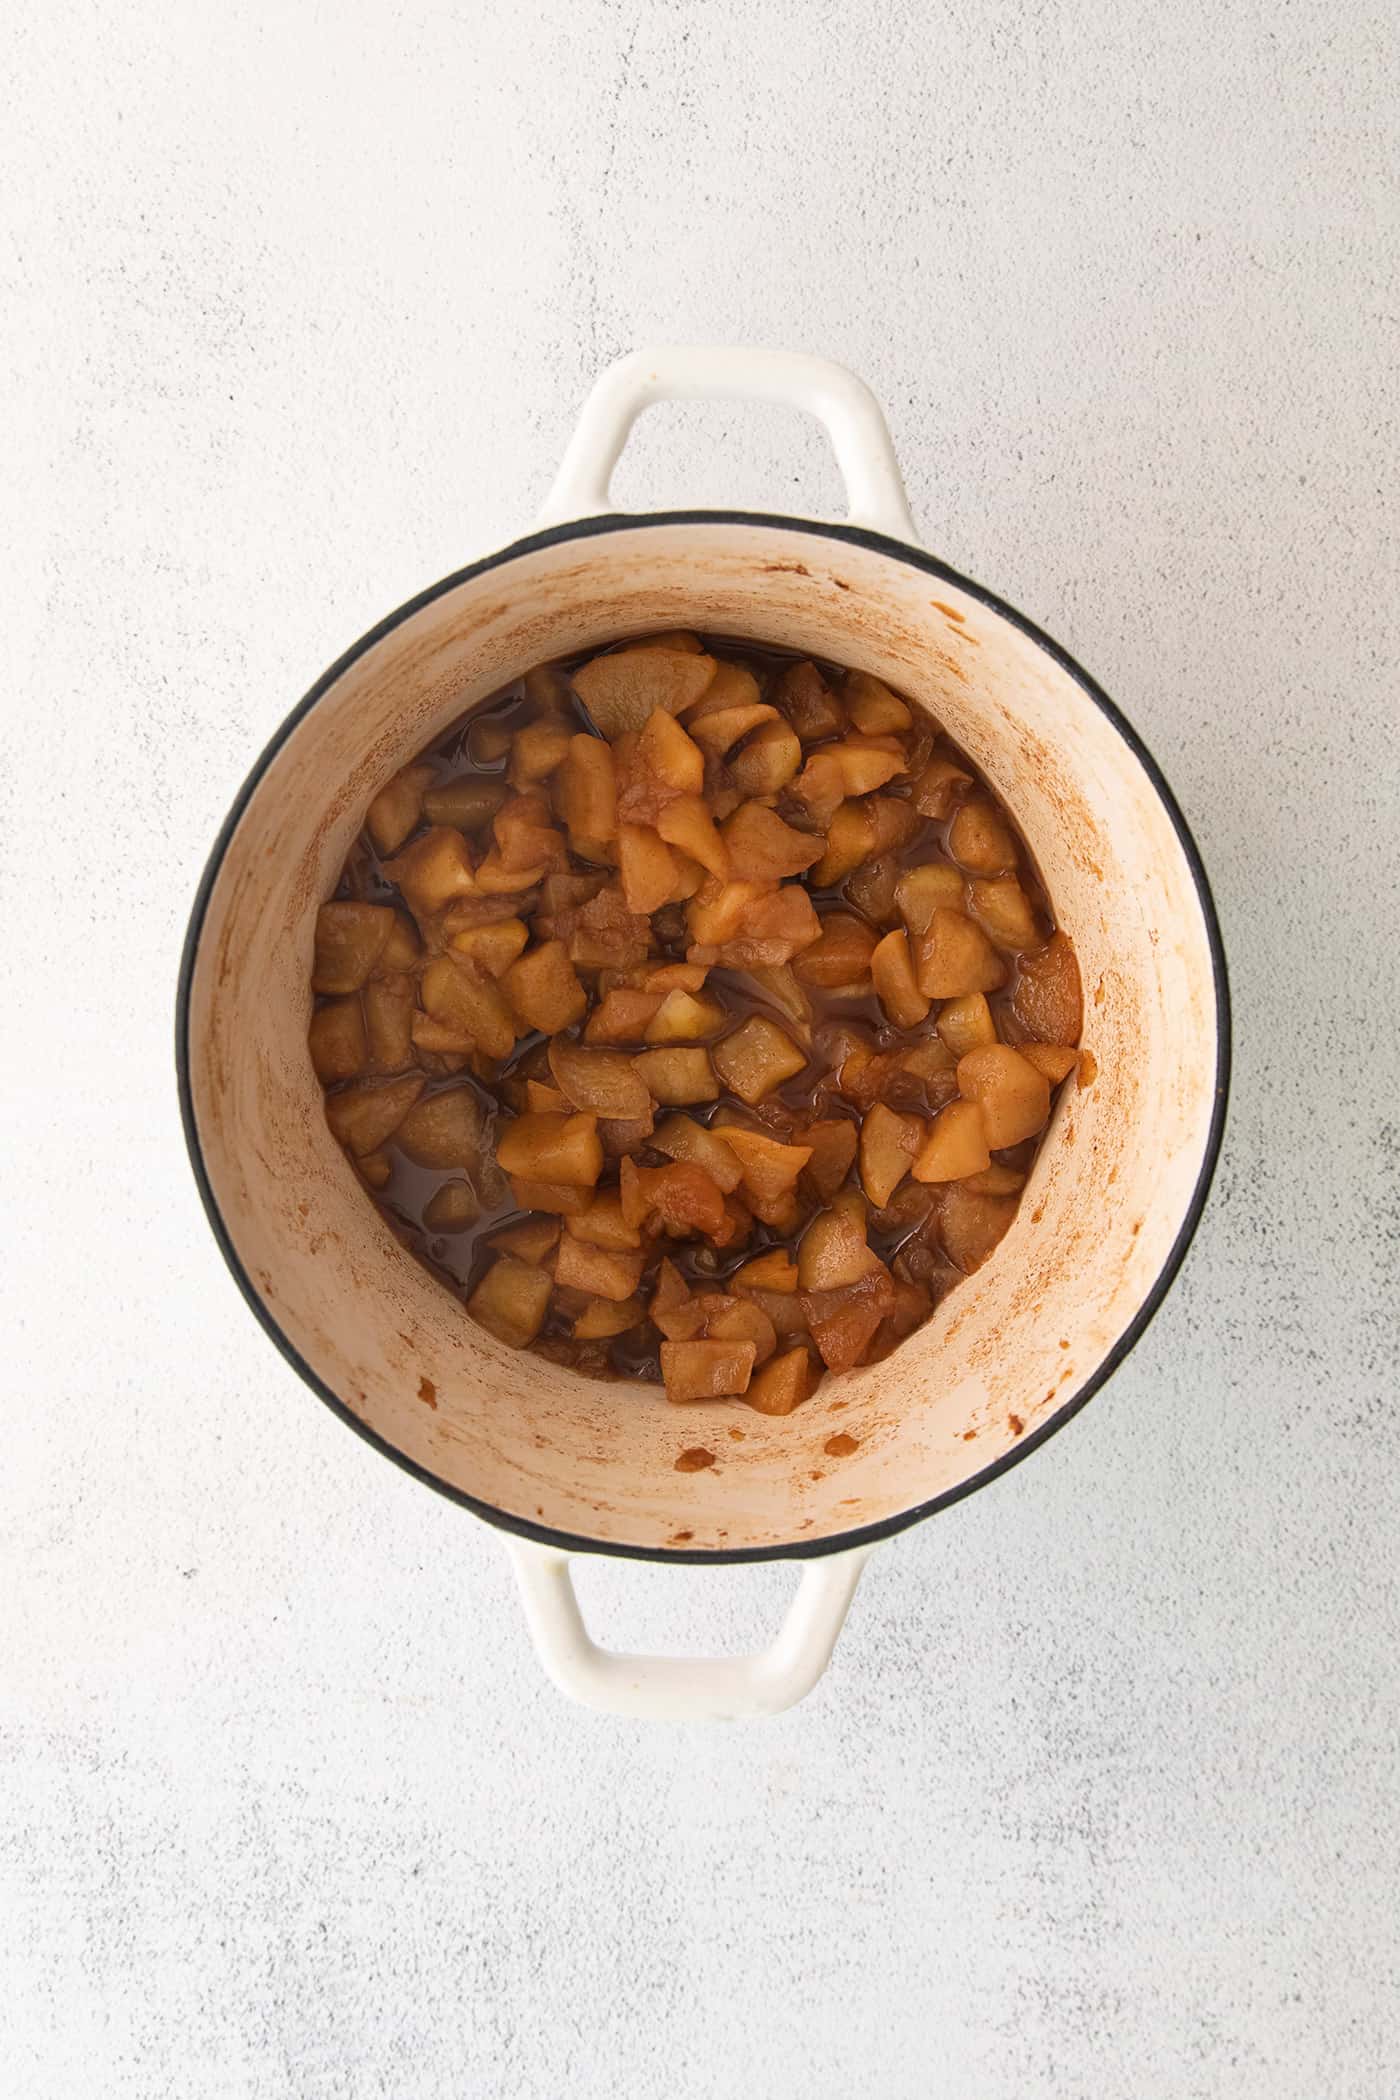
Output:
[{"xmin": 178, "ymin": 347, "xmax": 1229, "ymax": 1719}]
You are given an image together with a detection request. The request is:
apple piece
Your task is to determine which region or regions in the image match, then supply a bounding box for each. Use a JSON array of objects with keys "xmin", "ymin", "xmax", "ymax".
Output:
[
  {"xmin": 913, "ymin": 908, "xmax": 1006, "ymax": 999},
  {"xmin": 384, "ymin": 827, "xmax": 479, "ymax": 918},
  {"xmin": 829, "ymin": 736, "xmax": 905, "ymax": 796},
  {"xmin": 573, "ymin": 1295, "xmax": 645, "ymax": 1340},
  {"xmin": 711, "ymin": 1015, "xmax": 807, "ymax": 1103},
  {"xmin": 309, "ymin": 998, "xmax": 368, "ymax": 1083},
  {"xmin": 496, "ymin": 1111, "xmax": 602, "ymax": 1186},
  {"xmin": 956, "ymin": 1044, "xmax": 1051, "ymax": 1147},
  {"xmin": 963, "ymin": 1164, "xmax": 1027, "ymax": 1195},
  {"xmin": 312, "ymin": 902, "xmax": 395, "ymax": 994},
  {"xmin": 682, "ymin": 659, "xmax": 763, "ymax": 720},
  {"xmin": 554, "ymin": 1234, "xmax": 646, "ymax": 1301},
  {"xmin": 502, "ymin": 941, "xmax": 588, "ymax": 1035},
  {"xmin": 936, "ymin": 991, "xmax": 997, "ymax": 1058},
  {"xmin": 324, "ymin": 1073, "xmax": 426, "ymax": 1155},
  {"xmin": 656, "ymin": 793, "xmax": 729, "ymax": 878},
  {"xmin": 913, "ymin": 754, "xmax": 972, "ymax": 819},
  {"xmin": 793, "ymin": 914, "xmax": 878, "ymax": 989},
  {"xmin": 895, "ymin": 862, "xmax": 965, "ymax": 937},
  {"xmin": 616, "ymin": 823, "xmax": 679, "ymax": 914},
  {"xmin": 802, "ymin": 1269, "xmax": 897, "ymax": 1372},
  {"xmin": 421, "ymin": 954, "xmax": 517, "ymax": 1060},
  {"xmin": 744, "ymin": 1346, "xmax": 819, "ymax": 1415},
  {"xmin": 948, "ymin": 798, "xmax": 1018, "ymax": 874},
  {"xmin": 1018, "ymin": 1042, "xmax": 1080, "ymax": 1083},
  {"xmin": 422, "ymin": 776, "xmax": 509, "ymax": 831},
  {"xmin": 553, "ymin": 734, "xmax": 618, "ymax": 852},
  {"xmin": 844, "ymin": 671, "xmax": 911, "ymax": 735},
  {"xmin": 506, "ymin": 1175, "xmax": 592, "ymax": 1216},
  {"xmin": 644, "ymin": 989, "xmax": 728, "ymax": 1044},
  {"xmin": 572, "ymin": 647, "xmax": 717, "ymax": 736},
  {"xmin": 565, "ymin": 883, "xmax": 651, "ymax": 970},
  {"xmin": 509, "ymin": 718, "xmax": 573, "ymax": 788},
  {"xmin": 632, "ymin": 1047, "xmax": 718, "ymax": 1106},
  {"xmin": 487, "ymin": 1216, "xmax": 561, "ymax": 1262},
  {"xmin": 360, "ymin": 973, "xmax": 415, "ymax": 1071},
  {"xmin": 722, "ymin": 802, "xmax": 824, "ymax": 881},
  {"xmin": 859, "ymin": 1102, "xmax": 925, "ymax": 1206},
  {"xmin": 598, "ymin": 1108, "xmax": 656, "ymax": 1157},
  {"xmin": 730, "ymin": 718, "xmax": 802, "ymax": 796},
  {"xmin": 468, "ymin": 1255, "xmax": 552, "ymax": 1347},
  {"xmin": 1012, "ymin": 931, "xmax": 1084, "ymax": 1043},
  {"xmin": 525, "ymin": 1080, "xmax": 572, "ymax": 1113},
  {"xmin": 870, "ymin": 928, "xmax": 930, "ymax": 1026},
  {"xmin": 794, "ymin": 1117, "xmax": 858, "ymax": 1199},
  {"xmin": 357, "ymin": 1150, "xmax": 392, "ymax": 1191},
  {"xmin": 395, "ymin": 1085, "xmax": 489, "ymax": 1170},
  {"xmin": 423, "ymin": 1179, "xmax": 479, "ymax": 1232},
  {"xmin": 810, "ymin": 801, "xmax": 873, "ymax": 887},
  {"xmin": 547, "ymin": 1037, "xmax": 653, "ymax": 1118},
  {"xmin": 718, "ymin": 1127, "xmax": 813, "ymax": 1202},
  {"xmin": 651, "ymin": 1115, "xmax": 744, "ymax": 1193},
  {"xmin": 939, "ymin": 1184, "xmax": 1018, "ymax": 1272},
  {"xmin": 367, "ymin": 762, "xmax": 434, "ymax": 855},
  {"xmin": 565, "ymin": 1190, "xmax": 641, "ymax": 1251},
  {"xmin": 584, "ymin": 987, "xmax": 665, "ymax": 1043},
  {"xmin": 703, "ymin": 1295, "xmax": 778, "ymax": 1366},
  {"xmin": 660, "ymin": 1339, "xmax": 757, "ymax": 1402},
  {"xmin": 966, "ymin": 876, "xmax": 1043, "ymax": 951},
  {"xmin": 688, "ymin": 702, "xmax": 780, "ymax": 755},
  {"xmin": 449, "ymin": 916, "xmax": 529, "ymax": 977},
  {"xmin": 798, "ymin": 1192, "xmax": 882, "ymax": 1291},
  {"xmin": 911, "ymin": 1099, "xmax": 992, "ymax": 1182}
]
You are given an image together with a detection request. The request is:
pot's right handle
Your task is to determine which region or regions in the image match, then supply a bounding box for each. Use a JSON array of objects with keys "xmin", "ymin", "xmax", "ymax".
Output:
[
  {"xmin": 506, "ymin": 1535, "xmax": 874, "ymax": 1721},
  {"xmin": 537, "ymin": 345, "xmax": 919, "ymax": 543}
]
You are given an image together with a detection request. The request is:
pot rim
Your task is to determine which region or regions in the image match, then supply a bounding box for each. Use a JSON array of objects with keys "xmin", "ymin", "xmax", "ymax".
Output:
[{"xmin": 175, "ymin": 509, "xmax": 1231, "ymax": 1565}]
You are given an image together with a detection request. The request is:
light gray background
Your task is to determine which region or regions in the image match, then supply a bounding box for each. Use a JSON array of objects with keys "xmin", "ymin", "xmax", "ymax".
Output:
[{"xmin": 4, "ymin": 1, "xmax": 1397, "ymax": 2095}]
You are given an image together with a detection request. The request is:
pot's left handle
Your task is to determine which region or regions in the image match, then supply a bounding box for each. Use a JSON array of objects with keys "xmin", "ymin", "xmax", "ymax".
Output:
[
  {"xmin": 537, "ymin": 344, "xmax": 918, "ymax": 542},
  {"xmin": 505, "ymin": 1536, "xmax": 874, "ymax": 1720}
]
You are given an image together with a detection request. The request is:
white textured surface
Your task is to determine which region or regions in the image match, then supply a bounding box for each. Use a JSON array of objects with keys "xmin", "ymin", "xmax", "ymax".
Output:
[{"xmin": 4, "ymin": 1, "xmax": 1398, "ymax": 2093}]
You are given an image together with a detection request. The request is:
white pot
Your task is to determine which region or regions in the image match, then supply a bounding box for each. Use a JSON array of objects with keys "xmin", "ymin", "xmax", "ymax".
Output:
[{"xmin": 179, "ymin": 347, "xmax": 1229, "ymax": 1720}]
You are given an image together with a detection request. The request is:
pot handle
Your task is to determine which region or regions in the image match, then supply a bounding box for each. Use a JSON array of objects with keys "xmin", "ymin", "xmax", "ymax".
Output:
[
  {"xmin": 504, "ymin": 1534, "xmax": 875, "ymax": 1720},
  {"xmin": 537, "ymin": 345, "xmax": 918, "ymax": 542}
]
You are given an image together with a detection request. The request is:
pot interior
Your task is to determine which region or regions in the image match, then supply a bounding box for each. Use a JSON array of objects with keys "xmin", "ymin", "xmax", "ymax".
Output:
[{"xmin": 184, "ymin": 519, "xmax": 1222, "ymax": 1555}]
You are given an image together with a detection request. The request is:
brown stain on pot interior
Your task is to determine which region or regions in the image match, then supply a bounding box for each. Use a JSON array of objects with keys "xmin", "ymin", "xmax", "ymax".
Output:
[
  {"xmin": 675, "ymin": 1447, "xmax": 715, "ymax": 1473},
  {"xmin": 824, "ymin": 1433, "xmax": 861, "ymax": 1457},
  {"xmin": 417, "ymin": 1376, "xmax": 437, "ymax": 1409}
]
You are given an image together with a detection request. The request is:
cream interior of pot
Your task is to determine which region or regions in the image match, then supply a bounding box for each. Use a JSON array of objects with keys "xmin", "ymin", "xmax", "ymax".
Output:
[{"xmin": 186, "ymin": 521, "xmax": 1221, "ymax": 1554}]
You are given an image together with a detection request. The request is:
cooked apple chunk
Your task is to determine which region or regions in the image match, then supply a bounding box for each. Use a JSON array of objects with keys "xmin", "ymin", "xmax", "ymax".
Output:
[
  {"xmin": 383, "ymin": 828, "xmax": 479, "ymax": 918},
  {"xmin": 844, "ymin": 671, "xmax": 911, "ymax": 735},
  {"xmin": 497, "ymin": 1111, "xmax": 603, "ymax": 1187},
  {"xmin": 324, "ymin": 1073, "xmax": 425, "ymax": 1155},
  {"xmin": 554, "ymin": 1234, "xmax": 645, "ymax": 1301},
  {"xmin": 912, "ymin": 1099, "xmax": 992, "ymax": 1182},
  {"xmin": 913, "ymin": 908, "xmax": 1006, "ymax": 999},
  {"xmin": 468, "ymin": 1255, "xmax": 552, "ymax": 1347},
  {"xmin": 1012, "ymin": 930, "xmax": 1084, "ymax": 1043},
  {"xmin": 366, "ymin": 763, "xmax": 434, "ymax": 855},
  {"xmin": 798, "ymin": 1193, "xmax": 883, "ymax": 1291},
  {"xmin": 955, "ymin": 1044, "xmax": 1051, "ymax": 1148},
  {"xmin": 744, "ymin": 1345, "xmax": 819, "ymax": 1415},
  {"xmin": 572, "ymin": 647, "xmax": 716, "ymax": 736},
  {"xmin": 730, "ymin": 718, "xmax": 802, "ymax": 796},
  {"xmin": 948, "ymin": 798, "xmax": 1018, "ymax": 875},
  {"xmin": 423, "ymin": 1179, "xmax": 479, "ymax": 1232},
  {"xmin": 421, "ymin": 955, "xmax": 517, "ymax": 1060},
  {"xmin": 632, "ymin": 1047, "xmax": 718, "ymax": 1106},
  {"xmin": 309, "ymin": 997, "xmax": 368, "ymax": 1083},
  {"xmin": 422, "ymin": 776, "xmax": 509, "ymax": 831},
  {"xmin": 717, "ymin": 1127, "xmax": 813, "ymax": 1202},
  {"xmin": 651, "ymin": 1115, "xmax": 744, "ymax": 1192},
  {"xmin": 573, "ymin": 1295, "xmax": 645, "ymax": 1339},
  {"xmin": 312, "ymin": 903, "xmax": 395, "ymax": 995},
  {"xmin": 1018, "ymin": 1042, "xmax": 1080, "ymax": 1084},
  {"xmin": 859, "ymin": 1102, "xmax": 925, "ymax": 1206},
  {"xmin": 487, "ymin": 1216, "xmax": 561, "ymax": 1262},
  {"xmin": 711, "ymin": 1015, "xmax": 806, "ymax": 1103},
  {"xmin": 644, "ymin": 988, "xmax": 727, "ymax": 1043},
  {"xmin": 661, "ymin": 1339, "xmax": 757, "ymax": 1402},
  {"xmin": 721, "ymin": 802, "xmax": 824, "ymax": 882},
  {"xmin": 794, "ymin": 914, "xmax": 877, "ymax": 989},
  {"xmin": 870, "ymin": 928, "xmax": 930, "ymax": 1027},
  {"xmin": 502, "ymin": 940, "xmax": 588, "ymax": 1035}
]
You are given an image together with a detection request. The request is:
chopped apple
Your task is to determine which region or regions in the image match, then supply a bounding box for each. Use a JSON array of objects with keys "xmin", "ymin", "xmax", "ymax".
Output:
[
  {"xmin": 956, "ymin": 1044, "xmax": 1051, "ymax": 1147},
  {"xmin": 830, "ymin": 735, "xmax": 906, "ymax": 796},
  {"xmin": 913, "ymin": 754, "xmax": 972, "ymax": 819},
  {"xmin": 911, "ymin": 1099, "xmax": 992, "ymax": 1182},
  {"xmin": 312, "ymin": 902, "xmax": 394, "ymax": 994},
  {"xmin": 554, "ymin": 1234, "xmax": 646, "ymax": 1301},
  {"xmin": 497, "ymin": 1110, "xmax": 602, "ymax": 1186},
  {"xmin": 733, "ymin": 1250, "xmax": 800, "ymax": 1294},
  {"xmin": 509, "ymin": 718, "xmax": 573, "ymax": 788},
  {"xmin": 636, "ymin": 705, "xmax": 706, "ymax": 794},
  {"xmin": 778, "ymin": 660, "xmax": 845, "ymax": 740},
  {"xmin": 798, "ymin": 1192, "xmax": 882, "ymax": 1290},
  {"xmin": 803, "ymin": 1269, "xmax": 897, "ymax": 1372},
  {"xmin": 937, "ymin": 991, "xmax": 997, "ymax": 1057},
  {"xmin": 525, "ymin": 1080, "xmax": 572, "ymax": 1113},
  {"xmin": 309, "ymin": 998, "xmax": 368, "ymax": 1084},
  {"xmin": 730, "ymin": 718, "xmax": 802, "ymax": 796},
  {"xmin": 644, "ymin": 989, "xmax": 728, "ymax": 1043},
  {"xmin": 468, "ymin": 1255, "xmax": 552, "ymax": 1347},
  {"xmin": 661, "ymin": 1339, "xmax": 757, "ymax": 1402},
  {"xmin": 913, "ymin": 908, "xmax": 1006, "ymax": 999},
  {"xmin": 506, "ymin": 1175, "xmax": 592, "ymax": 1216},
  {"xmin": 722, "ymin": 802, "xmax": 824, "ymax": 881},
  {"xmin": 1018, "ymin": 1042, "xmax": 1080, "ymax": 1083},
  {"xmin": 502, "ymin": 940, "xmax": 588, "ymax": 1034},
  {"xmin": 367, "ymin": 762, "xmax": 434, "ymax": 855},
  {"xmin": 616, "ymin": 823, "xmax": 679, "ymax": 914},
  {"xmin": 361, "ymin": 973, "xmax": 415, "ymax": 1071},
  {"xmin": 711, "ymin": 1015, "xmax": 806, "ymax": 1103},
  {"xmin": 963, "ymin": 1164, "xmax": 1027, "ymax": 1195},
  {"xmin": 744, "ymin": 1346, "xmax": 819, "ymax": 1415},
  {"xmin": 948, "ymin": 798, "xmax": 1018, "ymax": 874},
  {"xmin": 396, "ymin": 1085, "xmax": 489, "ymax": 1169},
  {"xmin": 966, "ymin": 876, "xmax": 1043, "ymax": 951},
  {"xmin": 793, "ymin": 914, "xmax": 878, "ymax": 989},
  {"xmin": 651, "ymin": 1115, "xmax": 744, "ymax": 1193},
  {"xmin": 939, "ymin": 1184, "xmax": 1018, "ymax": 1272},
  {"xmin": 565, "ymin": 1190, "xmax": 641, "ymax": 1250},
  {"xmin": 632, "ymin": 1047, "xmax": 718, "ymax": 1106},
  {"xmin": 656, "ymin": 793, "xmax": 729, "ymax": 878},
  {"xmin": 704, "ymin": 1294, "xmax": 777, "ymax": 1366},
  {"xmin": 553, "ymin": 735, "xmax": 618, "ymax": 852},
  {"xmin": 895, "ymin": 862, "xmax": 965, "ymax": 935},
  {"xmin": 844, "ymin": 671, "xmax": 912, "ymax": 735},
  {"xmin": 423, "ymin": 1179, "xmax": 479, "ymax": 1232},
  {"xmin": 384, "ymin": 827, "xmax": 479, "ymax": 918},
  {"xmin": 448, "ymin": 916, "xmax": 529, "ymax": 977},
  {"xmin": 573, "ymin": 1295, "xmax": 645, "ymax": 1339},
  {"xmin": 688, "ymin": 702, "xmax": 779, "ymax": 754},
  {"xmin": 859, "ymin": 1102, "xmax": 925, "ymax": 1206},
  {"xmin": 794, "ymin": 1118, "xmax": 858, "ymax": 1199},
  {"xmin": 547, "ymin": 1037, "xmax": 652, "ymax": 1118},
  {"xmin": 870, "ymin": 929, "xmax": 930, "ymax": 1026},
  {"xmin": 324, "ymin": 1073, "xmax": 425, "ymax": 1155},
  {"xmin": 719, "ymin": 1127, "xmax": 813, "ymax": 1203},
  {"xmin": 421, "ymin": 954, "xmax": 517, "ymax": 1060},
  {"xmin": 572, "ymin": 646, "xmax": 716, "ymax": 736},
  {"xmin": 584, "ymin": 987, "xmax": 664, "ymax": 1043},
  {"xmin": 1012, "ymin": 931, "xmax": 1084, "ymax": 1043},
  {"xmin": 357, "ymin": 1150, "xmax": 392, "ymax": 1190},
  {"xmin": 487, "ymin": 1216, "xmax": 561, "ymax": 1262},
  {"xmin": 422, "ymin": 776, "xmax": 509, "ymax": 831}
]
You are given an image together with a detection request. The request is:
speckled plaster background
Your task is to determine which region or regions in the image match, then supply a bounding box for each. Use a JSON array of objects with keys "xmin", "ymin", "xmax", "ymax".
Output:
[{"xmin": 3, "ymin": 1, "xmax": 1398, "ymax": 2094}]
